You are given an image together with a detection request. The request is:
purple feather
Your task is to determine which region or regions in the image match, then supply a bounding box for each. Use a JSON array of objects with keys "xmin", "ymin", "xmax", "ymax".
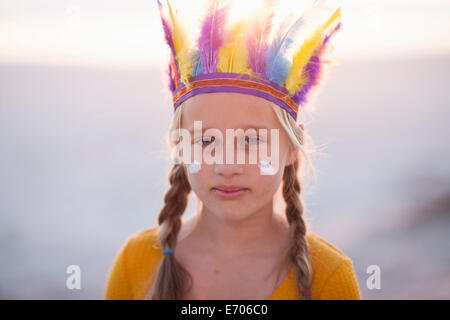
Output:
[
  {"xmin": 321, "ymin": 21, "xmax": 341, "ymax": 51},
  {"xmin": 157, "ymin": 0, "xmax": 179, "ymax": 84},
  {"xmin": 198, "ymin": 0, "xmax": 231, "ymax": 74},
  {"xmin": 292, "ymin": 55, "xmax": 321, "ymax": 105},
  {"xmin": 293, "ymin": 22, "xmax": 342, "ymax": 106},
  {"xmin": 167, "ymin": 62, "xmax": 175, "ymax": 92},
  {"xmin": 246, "ymin": 0, "xmax": 278, "ymax": 76},
  {"xmin": 157, "ymin": 1, "xmax": 175, "ymax": 57}
]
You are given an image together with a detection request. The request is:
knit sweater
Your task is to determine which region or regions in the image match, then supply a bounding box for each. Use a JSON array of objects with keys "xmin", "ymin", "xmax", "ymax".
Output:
[{"xmin": 104, "ymin": 226, "xmax": 362, "ymax": 300}]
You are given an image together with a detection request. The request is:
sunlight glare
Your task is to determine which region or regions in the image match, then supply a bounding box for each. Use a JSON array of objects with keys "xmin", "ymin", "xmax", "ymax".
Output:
[{"xmin": 228, "ymin": 0, "xmax": 265, "ymax": 22}]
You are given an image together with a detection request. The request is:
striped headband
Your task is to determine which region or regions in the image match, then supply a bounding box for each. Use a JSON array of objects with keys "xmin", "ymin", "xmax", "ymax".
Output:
[
  {"xmin": 173, "ymin": 72, "xmax": 299, "ymax": 119},
  {"xmin": 157, "ymin": 0, "xmax": 342, "ymax": 121}
]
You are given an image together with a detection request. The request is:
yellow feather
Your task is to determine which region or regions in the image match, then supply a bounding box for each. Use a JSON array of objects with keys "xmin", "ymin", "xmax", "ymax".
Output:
[
  {"xmin": 217, "ymin": 20, "xmax": 253, "ymax": 75},
  {"xmin": 285, "ymin": 8, "xmax": 341, "ymax": 95},
  {"xmin": 167, "ymin": 0, "xmax": 193, "ymax": 86}
]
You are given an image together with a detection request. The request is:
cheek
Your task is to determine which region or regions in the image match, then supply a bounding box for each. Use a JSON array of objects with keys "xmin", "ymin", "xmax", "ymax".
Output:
[
  {"xmin": 233, "ymin": 169, "xmax": 283, "ymax": 214},
  {"xmin": 185, "ymin": 164, "xmax": 212, "ymax": 193},
  {"xmin": 246, "ymin": 164, "xmax": 284, "ymax": 196}
]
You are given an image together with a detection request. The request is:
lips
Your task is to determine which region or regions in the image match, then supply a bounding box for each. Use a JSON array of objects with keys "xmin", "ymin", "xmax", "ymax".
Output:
[
  {"xmin": 214, "ymin": 185, "xmax": 246, "ymax": 192},
  {"xmin": 212, "ymin": 185, "xmax": 249, "ymax": 199}
]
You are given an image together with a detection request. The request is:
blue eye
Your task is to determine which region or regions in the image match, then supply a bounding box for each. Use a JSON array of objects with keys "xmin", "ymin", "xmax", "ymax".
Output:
[
  {"xmin": 245, "ymin": 136, "xmax": 259, "ymax": 146},
  {"xmin": 195, "ymin": 136, "xmax": 215, "ymax": 146}
]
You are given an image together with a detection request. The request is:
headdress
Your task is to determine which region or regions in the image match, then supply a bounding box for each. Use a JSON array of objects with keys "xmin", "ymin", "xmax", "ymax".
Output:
[{"xmin": 157, "ymin": 0, "xmax": 342, "ymax": 121}]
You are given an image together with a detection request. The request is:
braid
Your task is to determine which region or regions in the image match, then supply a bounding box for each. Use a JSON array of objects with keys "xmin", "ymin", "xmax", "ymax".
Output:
[
  {"xmin": 282, "ymin": 158, "xmax": 313, "ymax": 300},
  {"xmin": 148, "ymin": 164, "xmax": 192, "ymax": 299}
]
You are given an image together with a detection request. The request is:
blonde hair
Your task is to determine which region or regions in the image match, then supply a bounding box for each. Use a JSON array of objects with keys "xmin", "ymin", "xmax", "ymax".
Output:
[{"xmin": 147, "ymin": 101, "xmax": 318, "ymax": 300}]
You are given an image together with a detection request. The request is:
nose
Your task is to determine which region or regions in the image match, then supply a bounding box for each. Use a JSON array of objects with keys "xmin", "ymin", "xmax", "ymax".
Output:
[
  {"xmin": 212, "ymin": 133, "xmax": 245, "ymax": 177},
  {"xmin": 214, "ymin": 163, "xmax": 244, "ymax": 177}
]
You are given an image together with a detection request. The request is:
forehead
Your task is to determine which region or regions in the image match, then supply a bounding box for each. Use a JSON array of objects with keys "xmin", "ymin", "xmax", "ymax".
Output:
[{"xmin": 180, "ymin": 92, "xmax": 280, "ymax": 130}]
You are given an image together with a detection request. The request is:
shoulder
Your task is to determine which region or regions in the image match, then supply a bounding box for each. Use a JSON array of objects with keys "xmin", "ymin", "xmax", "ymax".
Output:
[
  {"xmin": 306, "ymin": 231, "xmax": 349, "ymax": 271},
  {"xmin": 127, "ymin": 226, "xmax": 161, "ymax": 249},
  {"xmin": 105, "ymin": 226, "xmax": 161, "ymax": 299},
  {"xmin": 306, "ymin": 232, "xmax": 362, "ymax": 299},
  {"xmin": 111, "ymin": 226, "xmax": 163, "ymax": 299},
  {"xmin": 123, "ymin": 226, "xmax": 162, "ymax": 267}
]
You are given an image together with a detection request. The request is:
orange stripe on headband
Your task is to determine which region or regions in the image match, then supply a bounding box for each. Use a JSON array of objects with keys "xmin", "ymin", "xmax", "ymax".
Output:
[{"xmin": 173, "ymin": 77, "xmax": 299, "ymax": 115}]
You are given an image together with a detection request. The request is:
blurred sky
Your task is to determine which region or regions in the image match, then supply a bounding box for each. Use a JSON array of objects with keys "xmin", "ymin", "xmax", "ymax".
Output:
[{"xmin": 1, "ymin": 0, "xmax": 450, "ymax": 69}]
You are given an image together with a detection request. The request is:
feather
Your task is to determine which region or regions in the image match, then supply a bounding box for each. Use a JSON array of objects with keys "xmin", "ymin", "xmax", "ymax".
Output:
[
  {"xmin": 197, "ymin": 0, "xmax": 231, "ymax": 74},
  {"xmin": 157, "ymin": 0, "xmax": 179, "ymax": 87},
  {"xmin": 217, "ymin": 19, "xmax": 252, "ymax": 75},
  {"xmin": 167, "ymin": 60, "xmax": 175, "ymax": 92},
  {"xmin": 292, "ymin": 21, "xmax": 342, "ymax": 106},
  {"xmin": 264, "ymin": 14, "xmax": 300, "ymax": 86},
  {"xmin": 319, "ymin": 20, "xmax": 342, "ymax": 57},
  {"xmin": 292, "ymin": 55, "xmax": 321, "ymax": 106},
  {"xmin": 286, "ymin": 7, "xmax": 341, "ymax": 95},
  {"xmin": 246, "ymin": 0, "xmax": 278, "ymax": 76},
  {"xmin": 193, "ymin": 51, "xmax": 203, "ymax": 77},
  {"xmin": 157, "ymin": 0, "xmax": 175, "ymax": 59},
  {"xmin": 166, "ymin": 1, "xmax": 195, "ymax": 86},
  {"xmin": 265, "ymin": 0, "xmax": 330, "ymax": 86}
]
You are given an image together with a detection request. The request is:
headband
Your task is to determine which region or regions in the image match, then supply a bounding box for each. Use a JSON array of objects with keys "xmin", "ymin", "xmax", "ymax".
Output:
[{"xmin": 157, "ymin": 0, "xmax": 342, "ymax": 121}]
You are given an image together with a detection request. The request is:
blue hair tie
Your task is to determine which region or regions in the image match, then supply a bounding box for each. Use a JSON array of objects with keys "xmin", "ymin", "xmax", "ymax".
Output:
[{"xmin": 163, "ymin": 248, "xmax": 174, "ymax": 255}]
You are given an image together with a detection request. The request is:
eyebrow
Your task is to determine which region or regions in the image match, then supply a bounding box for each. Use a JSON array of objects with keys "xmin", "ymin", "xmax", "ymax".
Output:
[{"xmin": 187, "ymin": 125, "xmax": 272, "ymax": 133}]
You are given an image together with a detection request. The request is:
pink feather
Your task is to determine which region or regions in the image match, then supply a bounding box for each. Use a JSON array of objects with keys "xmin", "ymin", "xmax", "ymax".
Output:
[
  {"xmin": 198, "ymin": 0, "xmax": 231, "ymax": 74},
  {"xmin": 157, "ymin": 0, "xmax": 179, "ymax": 86},
  {"xmin": 246, "ymin": 0, "xmax": 278, "ymax": 76}
]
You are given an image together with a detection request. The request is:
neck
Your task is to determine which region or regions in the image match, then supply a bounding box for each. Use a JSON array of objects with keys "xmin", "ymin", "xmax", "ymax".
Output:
[{"xmin": 186, "ymin": 201, "xmax": 289, "ymax": 258}]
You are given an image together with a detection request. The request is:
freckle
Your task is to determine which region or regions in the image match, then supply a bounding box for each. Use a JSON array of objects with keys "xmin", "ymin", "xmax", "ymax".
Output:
[{"xmin": 214, "ymin": 268, "xmax": 220, "ymax": 275}]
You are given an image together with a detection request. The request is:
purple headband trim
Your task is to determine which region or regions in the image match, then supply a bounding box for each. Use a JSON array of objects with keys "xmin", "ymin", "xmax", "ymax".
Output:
[{"xmin": 172, "ymin": 73, "xmax": 298, "ymax": 120}]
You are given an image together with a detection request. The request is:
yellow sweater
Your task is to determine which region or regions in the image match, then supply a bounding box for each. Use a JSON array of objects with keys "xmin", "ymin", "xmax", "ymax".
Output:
[{"xmin": 104, "ymin": 226, "xmax": 362, "ymax": 300}]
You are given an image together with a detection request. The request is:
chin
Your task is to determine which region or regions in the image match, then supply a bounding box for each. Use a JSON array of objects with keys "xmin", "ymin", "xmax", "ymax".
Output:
[{"xmin": 216, "ymin": 212, "xmax": 253, "ymax": 224}]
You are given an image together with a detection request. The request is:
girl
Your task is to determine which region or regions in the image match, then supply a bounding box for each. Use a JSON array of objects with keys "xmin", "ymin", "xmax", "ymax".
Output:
[{"xmin": 105, "ymin": 0, "xmax": 362, "ymax": 300}]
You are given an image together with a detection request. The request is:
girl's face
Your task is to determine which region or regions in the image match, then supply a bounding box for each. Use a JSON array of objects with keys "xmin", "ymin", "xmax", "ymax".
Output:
[{"xmin": 179, "ymin": 92, "xmax": 296, "ymax": 221}]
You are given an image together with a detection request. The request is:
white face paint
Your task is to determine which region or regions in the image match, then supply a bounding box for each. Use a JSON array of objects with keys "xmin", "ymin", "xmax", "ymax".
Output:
[
  {"xmin": 188, "ymin": 161, "xmax": 202, "ymax": 174},
  {"xmin": 258, "ymin": 160, "xmax": 277, "ymax": 175}
]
